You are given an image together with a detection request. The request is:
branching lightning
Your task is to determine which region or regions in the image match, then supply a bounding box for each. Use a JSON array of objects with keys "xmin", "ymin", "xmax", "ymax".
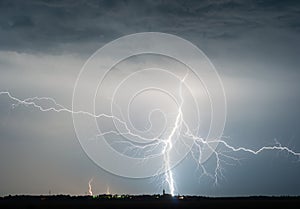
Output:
[
  {"xmin": 160, "ymin": 73, "xmax": 188, "ymax": 196},
  {"xmin": 1, "ymin": 87, "xmax": 300, "ymax": 195}
]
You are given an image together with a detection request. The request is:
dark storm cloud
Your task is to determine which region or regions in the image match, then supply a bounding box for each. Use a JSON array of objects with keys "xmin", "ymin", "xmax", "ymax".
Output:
[{"xmin": 0, "ymin": 0, "xmax": 299, "ymax": 53}]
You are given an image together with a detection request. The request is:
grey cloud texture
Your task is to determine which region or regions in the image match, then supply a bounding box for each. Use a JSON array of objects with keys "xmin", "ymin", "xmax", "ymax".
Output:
[{"xmin": 0, "ymin": 0, "xmax": 299, "ymax": 53}]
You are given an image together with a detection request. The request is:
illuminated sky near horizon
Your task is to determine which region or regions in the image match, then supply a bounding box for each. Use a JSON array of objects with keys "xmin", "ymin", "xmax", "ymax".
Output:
[{"xmin": 0, "ymin": 0, "xmax": 300, "ymax": 196}]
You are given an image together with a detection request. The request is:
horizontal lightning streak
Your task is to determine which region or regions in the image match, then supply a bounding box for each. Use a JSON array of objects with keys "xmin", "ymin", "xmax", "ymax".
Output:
[{"xmin": 1, "ymin": 90, "xmax": 300, "ymax": 194}]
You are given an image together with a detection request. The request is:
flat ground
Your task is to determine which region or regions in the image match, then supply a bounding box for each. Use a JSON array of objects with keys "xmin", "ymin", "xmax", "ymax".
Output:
[{"xmin": 1, "ymin": 195, "xmax": 299, "ymax": 209}]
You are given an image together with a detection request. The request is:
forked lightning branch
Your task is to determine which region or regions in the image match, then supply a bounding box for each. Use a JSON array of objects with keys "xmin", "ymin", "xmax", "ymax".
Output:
[{"xmin": 1, "ymin": 33, "xmax": 299, "ymax": 196}]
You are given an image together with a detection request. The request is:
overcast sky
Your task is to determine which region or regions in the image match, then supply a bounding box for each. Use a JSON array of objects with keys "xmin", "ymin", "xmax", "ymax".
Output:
[{"xmin": 0, "ymin": 0, "xmax": 300, "ymax": 196}]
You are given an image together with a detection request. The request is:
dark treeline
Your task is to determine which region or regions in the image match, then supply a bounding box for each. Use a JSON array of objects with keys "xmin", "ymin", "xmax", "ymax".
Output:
[{"xmin": 1, "ymin": 195, "xmax": 300, "ymax": 209}]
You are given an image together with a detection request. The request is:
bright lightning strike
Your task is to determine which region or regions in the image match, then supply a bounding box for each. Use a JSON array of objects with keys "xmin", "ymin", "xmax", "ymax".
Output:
[
  {"xmin": 88, "ymin": 178, "xmax": 93, "ymax": 196},
  {"xmin": 161, "ymin": 73, "xmax": 188, "ymax": 196},
  {"xmin": 1, "ymin": 89, "xmax": 300, "ymax": 195},
  {"xmin": 106, "ymin": 185, "xmax": 110, "ymax": 195}
]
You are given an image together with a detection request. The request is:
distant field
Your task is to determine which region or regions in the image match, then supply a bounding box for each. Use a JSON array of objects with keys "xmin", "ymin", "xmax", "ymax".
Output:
[{"xmin": 1, "ymin": 195, "xmax": 300, "ymax": 209}]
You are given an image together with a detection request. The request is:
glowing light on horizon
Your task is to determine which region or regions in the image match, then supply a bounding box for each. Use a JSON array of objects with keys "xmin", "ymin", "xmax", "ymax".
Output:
[{"xmin": 106, "ymin": 185, "xmax": 110, "ymax": 195}]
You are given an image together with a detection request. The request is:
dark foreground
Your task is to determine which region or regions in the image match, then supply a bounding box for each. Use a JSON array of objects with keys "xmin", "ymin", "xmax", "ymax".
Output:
[{"xmin": 1, "ymin": 195, "xmax": 300, "ymax": 209}]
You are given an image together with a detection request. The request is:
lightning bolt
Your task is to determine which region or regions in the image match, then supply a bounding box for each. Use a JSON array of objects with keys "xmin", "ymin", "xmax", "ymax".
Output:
[
  {"xmin": 88, "ymin": 178, "xmax": 93, "ymax": 196},
  {"xmin": 106, "ymin": 185, "xmax": 110, "ymax": 195},
  {"xmin": 160, "ymin": 73, "xmax": 188, "ymax": 196},
  {"xmin": 1, "ymin": 89, "xmax": 300, "ymax": 195}
]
